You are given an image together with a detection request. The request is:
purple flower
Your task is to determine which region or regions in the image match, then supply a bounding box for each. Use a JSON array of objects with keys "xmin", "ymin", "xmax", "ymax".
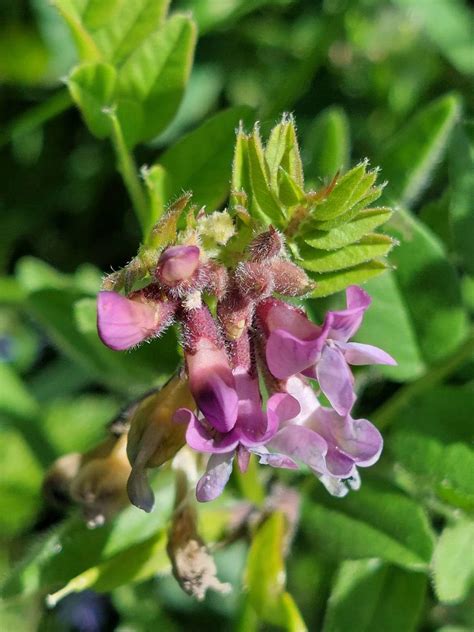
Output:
[
  {"xmin": 97, "ymin": 290, "xmax": 176, "ymax": 351},
  {"xmin": 261, "ymin": 286, "xmax": 396, "ymax": 415},
  {"xmin": 181, "ymin": 306, "xmax": 239, "ymax": 433},
  {"xmin": 174, "ymin": 368, "xmax": 300, "ymax": 501},
  {"xmin": 265, "ymin": 376, "xmax": 384, "ymax": 497}
]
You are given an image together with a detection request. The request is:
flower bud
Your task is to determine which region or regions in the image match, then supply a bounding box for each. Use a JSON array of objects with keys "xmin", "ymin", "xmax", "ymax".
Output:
[
  {"xmin": 126, "ymin": 375, "xmax": 195, "ymax": 513},
  {"xmin": 181, "ymin": 306, "xmax": 238, "ymax": 433},
  {"xmin": 69, "ymin": 434, "xmax": 131, "ymax": 528},
  {"xmin": 248, "ymin": 226, "xmax": 283, "ymax": 262},
  {"xmin": 271, "ymin": 259, "xmax": 313, "ymax": 296},
  {"xmin": 97, "ymin": 289, "xmax": 176, "ymax": 351},
  {"xmin": 156, "ymin": 245, "xmax": 200, "ymax": 285}
]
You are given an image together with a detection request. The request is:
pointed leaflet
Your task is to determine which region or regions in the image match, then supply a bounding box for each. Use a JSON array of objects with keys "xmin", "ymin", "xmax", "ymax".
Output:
[
  {"xmin": 313, "ymin": 186, "xmax": 383, "ymax": 231},
  {"xmin": 159, "ymin": 106, "xmax": 253, "ymax": 209},
  {"xmin": 117, "ymin": 14, "xmax": 196, "ymax": 147},
  {"xmin": 247, "ymin": 126, "xmax": 287, "ymax": 225},
  {"xmin": 304, "ymin": 208, "xmax": 392, "ymax": 251},
  {"xmin": 265, "ymin": 114, "xmax": 304, "ymax": 191},
  {"xmin": 53, "ymin": 0, "xmax": 102, "ymax": 61},
  {"xmin": 68, "ymin": 62, "xmax": 117, "ymax": 138},
  {"xmin": 380, "ymin": 94, "xmax": 461, "ymax": 206},
  {"xmin": 299, "ymin": 234, "xmax": 394, "ymax": 273},
  {"xmin": 307, "ymin": 260, "xmax": 389, "ymax": 298}
]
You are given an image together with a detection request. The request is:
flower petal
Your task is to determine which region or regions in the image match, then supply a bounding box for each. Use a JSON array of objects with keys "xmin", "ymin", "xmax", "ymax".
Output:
[
  {"xmin": 97, "ymin": 291, "xmax": 173, "ymax": 351},
  {"xmin": 181, "ymin": 409, "xmax": 240, "ymax": 454},
  {"xmin": 325, "ymin": 286, "xmax": 371, "ymax": 342},
  {"xmin": 266, "ymin": 329, "xmax": 324, "ymax": 379},
  {"xmin": 186, "ymin": 342, "xmax": 239, "ymax": 433},
  {"xmin": 339, "ymin": 342, "xmax": 397, "ymax": 366},
  {"xmin": 268, "ymin": 426, "xmax": 328, "ymax": 473},
  {"xmin": 309, "ymin": 407, "xmax": 383, "ymax": 467},
  {"xmin": 316, "ymin": 345, "xmax": 356, "ymax": 416},
  {"xmin": 282, "ymin": 375, "xmax": 320, "ymax": 425},
  {"xmin": 196, "ymin": 452, "xmax": 235, "ymax": 502},
  {"xmin": 156, "ymin": 245, "xmax": 200, "ymax": 284}
]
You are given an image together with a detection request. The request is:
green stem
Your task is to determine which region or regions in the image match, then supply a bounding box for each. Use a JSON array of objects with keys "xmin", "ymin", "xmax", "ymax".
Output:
[
  {"xmin": 0, "ymin": 90, "xmax": 72, "ymax": 148},
  {"xmin": 373, "ymin": 328, "xmax": 474, "ymax": 430},
  {"xmin": 108, "ymin": 112, "xmax": 149, "ymax": 239}
]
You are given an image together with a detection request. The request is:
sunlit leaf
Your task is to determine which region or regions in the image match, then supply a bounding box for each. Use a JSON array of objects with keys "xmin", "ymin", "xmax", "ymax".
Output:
[
  {"xmin": 307, "ymin": 260, "xmax": 389, "ymax": 298},
  {"xmin": 305, "ymin": 482, "xmax": 435, "ymax": 570},
  {"xmin": 117, "ymin": 14, "xmax": 196, "ymax": 147},
  {"xmin": 299, "ymin": 234, "xmax": 393, "ymax": 273},
  {"xmin": 68, "ymin": 62, "xmax": 117, "ymax": 138},
  {"xmin": 159, "ymin": 106, "xmax": 253, "ymax": 209},
  {"xmin": 432, "ymin": 520, "xmax": 474, "ymax": 604},
  {"xmin": 380, "ymin": 94, "xmax": 461, "ymax": 206},
  {"xmin": 323, "ymin": 560, "xmax": 427, "ymax": 632}
]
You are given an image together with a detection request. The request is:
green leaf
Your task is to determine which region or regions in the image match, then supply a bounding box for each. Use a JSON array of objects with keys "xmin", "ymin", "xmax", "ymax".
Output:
[
  {"xmin": 159, "ymin": 106, "xmax": 253, "ymax": 209},
  {"xmin": 246, "ymin": 512, "xmax": 307, "ymax": 630},
  {"xmin": 309, "ymin": 162, "xmax": 375, "ymax": 222},
  {"xmin": 305, "ymin": 482, "xmax": 435, "ymax": 570},
  {"xmin": 323, "ymin": 560, "xmax": 427, "ymax": 632},
  {"xmin": 91, "ymin": 0, "xmax": 170, "ymax": 63},
  {"xmin": 1, "ymin": 473, "xmax": 174, "ymax": 599},
  {"xmin": 68, "ymin": 62, "xmax": 117, "ymax": 138},
  {"xmin": 52, "ymin": 0, "xmax": 102, "ymax": 62},
  {"xmin": 305, "ymin": 106, "xmax": 350, "ymax": 181},
  {"xmin": 389, "ymin": 386, "xmax": 474, "ymax": 510},
  {"xmin": 432, "ymin": 520, "xmax": 474, "ymax": 604},
  {"xmin": 299, "ymin": 234, "xmax": 394, "ymax": 273},
  {"xmin": 307, "ymin": 260, "xmax": 389, "ymax": 298},
  {"xmin": 278, "ymin": 167, "xmax": 306, "ymax": 207},
  {"xmin": 304, "ymin": 208, "xmax": 392, "ymax": 251},
  {"xmin": 246, "ymin": 512, "xmax": 286, "ymax": 619},
  {"xmin": 449, "ymin": 124, "xmax": 474, "ymax": 273},
  {"xmin": 355, "ymin": 272, "xmax": 426, "ymax": 381},
  {"xmin": 247, "ymin": 127, "xmax": 287, "ymax": 225},
  {"xmin": 47, "ymin": 531, "xmax": 169, "ymax": 605},
  {"xmin": 387, "ymin": 208, "xmax": 468, "ymax": 363},
  {"xmin": 117, "ymin": 14, "xmax": 196, "ymax": 147},
  {"xmin": 313, "ymin": 186, "xmax": 383, "ymax": 231},
  {"xmin": 380, "ymin": 94, "xmax": 461, "ymax": 206},
  {"xmin": 142, "ymin": 164, "xmax": 170, "ymax": 226},
  {"xmin": 80, "ymin": 0, "xmax": 122, "ymax": 30},
  {"xmin": 265, "ymin": 114, "xmax": 304, "ymax": 191}
]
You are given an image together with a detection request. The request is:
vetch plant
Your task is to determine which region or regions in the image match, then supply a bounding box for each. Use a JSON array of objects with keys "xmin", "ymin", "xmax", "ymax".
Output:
[{"xmin": 3, "ymin": 1, "xmax": 473, "ymax": 629}]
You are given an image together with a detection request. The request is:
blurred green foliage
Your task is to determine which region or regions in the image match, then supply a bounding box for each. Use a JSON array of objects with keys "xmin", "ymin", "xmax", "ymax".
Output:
[{"xmin": 0, "ymin": 0, "xmax": 473, "ymax": 630}]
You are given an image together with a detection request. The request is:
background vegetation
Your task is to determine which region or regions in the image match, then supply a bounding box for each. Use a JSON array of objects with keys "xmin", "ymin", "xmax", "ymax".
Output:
[{"xmin": 0, "ymin": 0, "xmax": 473, "ymax": 630}]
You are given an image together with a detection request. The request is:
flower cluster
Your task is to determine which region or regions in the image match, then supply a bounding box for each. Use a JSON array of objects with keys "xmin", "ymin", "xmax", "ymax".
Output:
[{"xmin": 97, "ymin": 228, "xmax": 395, "ymax": 507}]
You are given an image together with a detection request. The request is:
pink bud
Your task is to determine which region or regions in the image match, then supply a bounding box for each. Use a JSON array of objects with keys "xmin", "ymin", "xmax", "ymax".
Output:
[
  {"xmin": 156, "ymin": 245, "xmax": 200, "ymax": 285},
  {"xmin": 97, "ymin": 290, "xmax": 176, "ymax": 351}
]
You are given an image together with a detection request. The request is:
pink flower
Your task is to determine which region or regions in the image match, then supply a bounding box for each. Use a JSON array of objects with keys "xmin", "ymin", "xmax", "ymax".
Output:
[
  {"xmin": 265, "ymin": 376, "xmax": 384, "ymax": 497},
  {"xmin": 261, "ymin": 286, "xmax": 396, "ymax": 415},
  {"xmin": 174, "ymin": 369, "xmax": 300, "ymax": 501},
  {"xmin": 97, "ymin": 290, "xmax": 176, "ymax": 351}
]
